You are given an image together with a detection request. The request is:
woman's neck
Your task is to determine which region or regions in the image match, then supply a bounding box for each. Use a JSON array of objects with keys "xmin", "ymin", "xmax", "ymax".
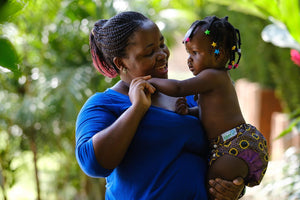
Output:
[{"xmin": 111, "ymin": 80, "xmax": 130, "ymax": 95}]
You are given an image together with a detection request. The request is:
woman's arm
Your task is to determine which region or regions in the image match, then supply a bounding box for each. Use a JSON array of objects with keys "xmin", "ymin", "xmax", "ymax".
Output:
[{"xmin": 92, "ymin": 76, "xmax": 156, "ymax": 169}]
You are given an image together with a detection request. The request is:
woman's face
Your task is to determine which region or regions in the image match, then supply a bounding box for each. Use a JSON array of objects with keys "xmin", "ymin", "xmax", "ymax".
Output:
[{"xmin": 120, "ymin": 20, "xmax": 170, "ymax": 82}]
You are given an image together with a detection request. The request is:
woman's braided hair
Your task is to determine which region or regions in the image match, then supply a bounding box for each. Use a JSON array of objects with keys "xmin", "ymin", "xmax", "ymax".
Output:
[
  {"xmin": 183, "ymin": 16, "xmax": 241, "ymax": 70},
  {"xmin": 89, "ymin": 11, "xmax": 149, "ymax": 78}
]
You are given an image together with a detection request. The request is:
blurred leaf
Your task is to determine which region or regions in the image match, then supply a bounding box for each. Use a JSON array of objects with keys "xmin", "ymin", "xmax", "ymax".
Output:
[
  {"xmin": 276, "ymin": 117, "xmax": 300, "ymax": 139},
  {"xmin": 208, "ymin": 0, "xmax": 300, "ymax": 45},
  {"xmin": 0, "ymin": 37, "xmax": 20, "ymax": 75},
  {"xmin": 252, "ymin": 0, "xmax": 280, "ymax": 17},
  {"xmin": 282, "ymin": 0, "xmax": 300, "ymax": 43},
  {"xmin": 207, "ymin": 0, "xmax": 269, "ymax": 19},
  {"xmin": 289, "ymin": 108, "xmax": 300, "ymax": 119},
  {"xmin": 0, "ymin": 0, "xmax": 27, "ymax": 23}
]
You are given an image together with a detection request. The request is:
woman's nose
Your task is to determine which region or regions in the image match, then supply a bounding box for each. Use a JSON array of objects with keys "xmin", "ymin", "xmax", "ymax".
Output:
[{"xmin": 157, "ymin": 50, "xmax": 167, "ymax": 60}]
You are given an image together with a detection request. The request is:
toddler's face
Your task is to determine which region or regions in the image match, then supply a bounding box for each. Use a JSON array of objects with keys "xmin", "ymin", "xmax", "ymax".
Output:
[{"xmin": 184, "ymin": 27, "xmax": 226, "ymax": 75}]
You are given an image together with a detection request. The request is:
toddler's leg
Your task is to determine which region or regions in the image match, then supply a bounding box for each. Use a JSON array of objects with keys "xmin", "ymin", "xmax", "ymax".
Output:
[{"xmin": 207, "ymin": 155, "xmax": 248, "ymax": 200}]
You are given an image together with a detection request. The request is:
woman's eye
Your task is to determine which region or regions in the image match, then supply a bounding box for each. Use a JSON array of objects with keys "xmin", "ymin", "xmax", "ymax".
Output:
[{"xmin": 145, "ymin": 50, "xmax": 154, "ymax": 57}]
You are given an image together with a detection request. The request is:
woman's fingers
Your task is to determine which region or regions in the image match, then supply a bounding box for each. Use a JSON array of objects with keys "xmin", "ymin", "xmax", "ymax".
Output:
[
  {"xmin": 144, "ymin": 81, "xmax": 156, "ymax": 94},
  {"xmin": 209, "ymin": 178, "xmax": 245, "ymax": 200},
  {"xmin": 233, "ymin": 177, "xmax": 244, "ymax": 186},
  {"xmin": 141, "ymin": 75, "xmax": 152, "ymax": 80},
  {"xmin": 129, "ymin": 76, "xmax": 156, "ymax": 108}
]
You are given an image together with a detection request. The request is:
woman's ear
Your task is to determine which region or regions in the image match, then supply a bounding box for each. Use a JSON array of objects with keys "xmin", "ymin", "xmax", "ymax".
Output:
[{"xmin": 113, "ymin": 57, "xmax": 125, "ymax": 72}]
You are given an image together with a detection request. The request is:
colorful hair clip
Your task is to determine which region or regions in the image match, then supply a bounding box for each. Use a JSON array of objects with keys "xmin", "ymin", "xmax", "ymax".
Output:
[
  {"xmin": 232, "ymin": 45, "xmax": 236, "ymax": 50},
  {"xmin": 214, "ymin": 49, "xmax": 220, "ymax": 54},
  {"xmin": 211, "ymin": 42, "xmax": 217, "ymax": 47},
  {"xmin": 228, "ymin": 65, "xmax": 233, "ymax": 70},
  {"xmin": 234, "ymin": 64, "xmax": 239, "ymax": 68},
  {"xmin": 183, "ymin": 28, "xmax": 193, "ymax": 43},
  {"xmin": 204, "ymin": 29, "xmax": 210, "ymax": 35}
]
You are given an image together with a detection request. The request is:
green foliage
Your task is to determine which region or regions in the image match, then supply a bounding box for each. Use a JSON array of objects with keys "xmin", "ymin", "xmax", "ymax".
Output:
[
  {"xmin": 0, "ymin": 0, "xmax": 117, "ymax": 199},
  {"xmin": 254, "ymin": 147, "xmax": 300, "ymax": 199},
  {"xmin": 0, "ymin": 127, "xmax": 24, "ymax": 200},
  {"xmin": 0, "ymin": 0, "xmax": 27, "ymax": 23},
  {"xmin": 208, "ymin": 0, "xmax": 300, "ymax": 44},
  {"xmin": 276, "ymin": 117, "xmax": 300, "ymax": 139},
  {"xmin": 127, "ymin": 0, "xmax": 201, "ymax": 47},
  {"xmin": 0, "ymin": 0, "xmax": 27, "ymax": 75},
  {"xmin": 268, "ymin": 47, "xmax": 300, "ymax": 113},
  {"xmin": 0, "ymin": 37, "xmax": 20, "ymax": 75}
]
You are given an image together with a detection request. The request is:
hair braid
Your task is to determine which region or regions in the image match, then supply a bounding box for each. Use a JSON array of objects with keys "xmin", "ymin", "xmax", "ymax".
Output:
[
  {"xmin": 89, "ymin": 11, "xmax": 149, "ymax": 77},
  {"xmin": 184, "ymin": 16, "xmax": 242, "ymax": 70}
]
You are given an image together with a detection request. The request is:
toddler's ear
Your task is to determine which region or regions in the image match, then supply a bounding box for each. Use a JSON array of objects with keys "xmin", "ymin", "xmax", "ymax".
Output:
[{"xmin": 214, "ymin": 48, "xmax": 229, "ymax": 64}]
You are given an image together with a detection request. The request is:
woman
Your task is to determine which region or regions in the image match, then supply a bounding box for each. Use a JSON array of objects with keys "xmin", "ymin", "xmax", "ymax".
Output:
[{"xmin": 75, "ymin": 11, "xmax": 244, "ymax": 200}]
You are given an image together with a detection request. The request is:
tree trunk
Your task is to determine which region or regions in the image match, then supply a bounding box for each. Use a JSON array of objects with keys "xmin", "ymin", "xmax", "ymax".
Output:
[
  {"xmin": 0, "ymin": 184, "xmax": 7, "ymax": 200},
  {"xmin": 30, "ymin": 138, "xmax": 41, "ymax": 200},
  {"xmin": 0, "ymin": 167, "xmax": 7, "ymax": 200}
]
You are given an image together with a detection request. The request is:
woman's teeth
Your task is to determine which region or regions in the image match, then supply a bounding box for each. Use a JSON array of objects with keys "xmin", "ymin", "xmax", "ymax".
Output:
[{"xmin": 157, "ymin": 65, "xmax": 166, "ymax": 69}]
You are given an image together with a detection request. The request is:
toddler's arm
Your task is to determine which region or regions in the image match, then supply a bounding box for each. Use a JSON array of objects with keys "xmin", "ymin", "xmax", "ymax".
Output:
[
  {"xmin": 148, "ymin": 78, "xmax": 184, "ymax": 97},
  {"xmin": 149, "ymin": 69, "xmax": 218, "ymax": 97},
  {"xmin": 187, "ymin": 106, "xmax": 199, "ymax": 118}
]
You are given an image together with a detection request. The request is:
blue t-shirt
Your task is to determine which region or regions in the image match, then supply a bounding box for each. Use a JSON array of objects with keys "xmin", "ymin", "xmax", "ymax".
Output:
[{"xmin": 75, "ymin": 89, "xmax": 208, "ymax": 200}]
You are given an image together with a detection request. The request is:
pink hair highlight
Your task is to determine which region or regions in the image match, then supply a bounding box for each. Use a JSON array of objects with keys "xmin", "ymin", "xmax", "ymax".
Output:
[{"xmin": 91, "ymin": 47, "xmax": 118, "ymax": 78}]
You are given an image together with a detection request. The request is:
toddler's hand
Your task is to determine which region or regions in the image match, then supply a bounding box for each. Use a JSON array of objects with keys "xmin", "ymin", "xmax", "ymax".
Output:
[{"xmin": 175, "ymin": 97, "xmax": 189, "ymax": 115}]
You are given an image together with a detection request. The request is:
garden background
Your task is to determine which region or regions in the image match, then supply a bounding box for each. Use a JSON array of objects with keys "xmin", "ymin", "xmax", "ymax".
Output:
[{"xmin": 0, "ymin": 0, "xmax": 300, "ymax": 199}]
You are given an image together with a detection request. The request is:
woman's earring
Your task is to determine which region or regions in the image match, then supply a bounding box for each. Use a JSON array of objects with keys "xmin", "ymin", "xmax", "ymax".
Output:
[{"xmin": 122, "ymin": 68, "xmax": 127, "ymax": 74}]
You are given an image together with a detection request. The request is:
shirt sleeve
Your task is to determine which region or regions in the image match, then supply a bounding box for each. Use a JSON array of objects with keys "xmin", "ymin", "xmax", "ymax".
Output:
[
  {"xmin": 75, "ymin": 94, "xmax": 117, "ymax": 177},
  {"xmin": 186, "ymin": 95, "xmax": 198, "ymax": 107}
]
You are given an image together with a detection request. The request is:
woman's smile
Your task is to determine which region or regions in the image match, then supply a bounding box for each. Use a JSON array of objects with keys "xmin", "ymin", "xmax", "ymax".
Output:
[{"xmin": 155, "ymin": 63, "xmax": 168, "ymax": 74}]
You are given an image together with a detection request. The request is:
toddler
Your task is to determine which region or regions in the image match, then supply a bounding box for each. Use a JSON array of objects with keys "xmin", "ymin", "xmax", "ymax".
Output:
[{"xmin": 149, "ymin": 16, "xmax": 268, "ymax": 194}]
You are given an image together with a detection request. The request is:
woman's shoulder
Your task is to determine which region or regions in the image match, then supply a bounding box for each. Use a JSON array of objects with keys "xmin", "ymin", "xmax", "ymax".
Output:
[
  {"xmin": 78, "ymin": 89, "xmax": 130, "ymax": 116},
  {"xmin": 77, "ymin": 89, "xmax": 130, "ymax": 124},
  {"xmin": 87, "ymin": 89, "xmax": 129, "ymax": 105}
]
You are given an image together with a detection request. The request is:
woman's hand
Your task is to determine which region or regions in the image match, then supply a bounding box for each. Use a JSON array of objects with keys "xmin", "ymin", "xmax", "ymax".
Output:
[
  {"xmin": 208, "ymin": 177, "xmax": 245, "ymax": 200},
  {"xmin": 129, "ymin": 75, "xmax": 156, "ymax": 111}
]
